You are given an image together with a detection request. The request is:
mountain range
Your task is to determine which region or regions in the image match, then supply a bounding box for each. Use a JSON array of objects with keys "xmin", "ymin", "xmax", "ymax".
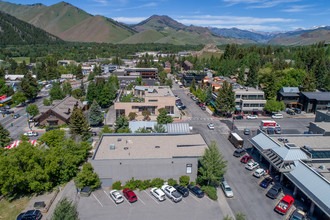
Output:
[{"xmin": 0, "ymin": 0, "xmax": 329, "ymax": 46}]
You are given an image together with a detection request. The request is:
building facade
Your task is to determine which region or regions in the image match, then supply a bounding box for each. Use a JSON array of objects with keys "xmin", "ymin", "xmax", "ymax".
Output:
[
  {"xmin": 299, "ymin": 92, "xmax": 330, "ymax": 113},
  {"xmin": 114, "ymin": 86, "xmax": 176, "ymax": 119},
  {"xmin": 277, "ymin": 87, "xmax": 301, "ymax": 108}
]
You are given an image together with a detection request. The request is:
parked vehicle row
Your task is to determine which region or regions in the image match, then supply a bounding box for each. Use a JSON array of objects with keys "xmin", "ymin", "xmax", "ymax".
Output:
[{"xmin": 110, "ymin": 184, "xmax": 204, "ymax": 205}]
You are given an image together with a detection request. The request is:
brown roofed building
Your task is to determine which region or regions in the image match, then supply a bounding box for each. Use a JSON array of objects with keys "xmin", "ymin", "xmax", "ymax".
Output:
[
  {"xmin": 35, "ymin": 96, "xmax": 83, "ymax": 127},
  {"xmin": 183, "ymin": 60, "xmax": 194, "ymax": 71}
]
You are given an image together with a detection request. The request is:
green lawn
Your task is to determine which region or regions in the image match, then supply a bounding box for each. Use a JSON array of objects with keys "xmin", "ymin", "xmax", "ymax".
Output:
[
  {"xmin": 0, "ymin": 196, "xmax": 30, "ymax": 220},
  {"xmin": 12, "ymin": 57, "xmax": 30, "ymax": 64}
]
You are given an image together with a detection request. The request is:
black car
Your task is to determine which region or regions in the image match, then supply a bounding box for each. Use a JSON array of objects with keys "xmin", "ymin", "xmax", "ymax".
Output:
[
  {"xmin": 173, "ymin": 184, "xmax": 189, "ymax": 197},
  {"xmin": 3, "ymin": 110, "xmax": 14, "ymax": 115},
  {"xmin": 196, "ymin": 101, "xmax": 201, "ymax": 105},
  {"xmin": 289, "ymin": 206, "xmax": 307, "ymax": 220},
  {"xmin": 14, "ymin": 113, "xmax": 20, "ymax": 119},
  {"xmin": 234, "ymin": 115, "xmax": 243, "ymax": 120},
  {"xmin": 46, "ymin": 127, "xmax": 60, "ymax": 132},
  {"xmin": 200, "ymin": 106, "xmax": 206, "ymax": 110},
  {"xmin": 187, "ymin": 184, "xmax": 204, "ymax": 198},
  {"xmin": 17, "ymin": 210, "xmax": 42, "ymax": 220},
  {"xmin": 266, "ymin": 184, "xmax": 282, "ymax": 199},
  {"xmin": 260, "ymin": 177, "xmax": 274, "ymax": 188},
  {"xmin": 233, "ymin": 148, "xmax": 246, "ymax": 157}
]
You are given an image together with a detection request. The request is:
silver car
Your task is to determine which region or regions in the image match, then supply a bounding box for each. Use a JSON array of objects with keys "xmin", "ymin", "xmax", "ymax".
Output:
[
  {"xmin": 110, "ymin": 190, "xmax": 124, "ymax": 204},
  {"xmin": 221, "ymin": 180, "xmax": 233, "ymax": 198}
]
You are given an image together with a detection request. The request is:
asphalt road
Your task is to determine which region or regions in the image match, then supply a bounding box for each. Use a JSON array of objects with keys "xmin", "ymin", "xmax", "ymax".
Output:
[
  {"xmin": 172, "ymin": 82, "xmax": 294, "ymax": 220},
  {"xmin": 0, "ymin": 89, "xmax": 48, "ymax": 140}
]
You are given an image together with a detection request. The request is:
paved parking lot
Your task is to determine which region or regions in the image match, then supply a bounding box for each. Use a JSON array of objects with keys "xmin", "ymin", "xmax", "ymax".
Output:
[{"xmin": 78, "ymin": 188, "xmax": 224, "ymax": 220}]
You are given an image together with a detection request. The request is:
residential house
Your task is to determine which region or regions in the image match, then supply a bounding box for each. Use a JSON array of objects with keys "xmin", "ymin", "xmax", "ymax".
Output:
[
  {"xmin": 183, "ymin": 60, "xmax": 194, "ymax": 71},
  {"xmin": 277, "ymin": 87, "xmax": 301, "ymax": 108}
]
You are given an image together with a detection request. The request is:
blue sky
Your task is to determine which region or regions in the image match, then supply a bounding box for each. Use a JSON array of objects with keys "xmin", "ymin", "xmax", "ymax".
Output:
[{"xmin": 4, "ymin": 0, "xmax": 330, "ymax": 31}]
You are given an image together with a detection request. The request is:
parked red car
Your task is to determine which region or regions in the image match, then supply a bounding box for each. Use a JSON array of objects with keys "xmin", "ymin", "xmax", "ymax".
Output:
[
  {"xmin": 199, "ymin": 103, "xmax": 204, "ymax": 107},
  {"xmin": 240, "ymin": 155, "xmax": 253, "ymax": 163},
  {"xmin": 123, "ymin": 189, "xmax": 137, "ymax": 203},
  {"xmin": 275, "ymin": 195, "xmax": 294, "ymax": 215}
]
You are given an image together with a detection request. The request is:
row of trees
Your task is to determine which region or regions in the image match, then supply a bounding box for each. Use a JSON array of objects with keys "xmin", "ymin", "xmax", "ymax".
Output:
[{"xmin": 0, "ymin": 129, "xmax": 91, "ymax": 195}]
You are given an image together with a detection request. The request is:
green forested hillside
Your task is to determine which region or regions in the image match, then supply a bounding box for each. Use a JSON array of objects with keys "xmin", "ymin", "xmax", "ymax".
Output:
[{"xmin": 0, "ymin": 11, "xmax": 62, "ymax": 45}]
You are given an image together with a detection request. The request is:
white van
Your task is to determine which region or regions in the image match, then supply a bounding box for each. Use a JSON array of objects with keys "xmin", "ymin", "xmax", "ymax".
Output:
[{"xmin": 272, "ymin": 113, "xmax": 283, "ymax": 119}]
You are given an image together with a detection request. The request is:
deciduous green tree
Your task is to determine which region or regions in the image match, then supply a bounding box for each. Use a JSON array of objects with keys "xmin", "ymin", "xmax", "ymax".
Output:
[
  {"xmin": 198, "ymin": 140, "xmax": 227, "ymax": 186},
  {"xmin": 128, "ymin": 112, "xmax": 137, "ymax": 121},
  {"xmin": 114, "ymin": 115, "xmax": 129, "ymax": 132},
  {"xmin": 43, "ymin": 98, "xmax": 52, "ymax": 106},
  {"xmin": 74, "ymin": 163, "xmax": 101, "ymax": 190},
  {"xmin": 264, "ymin": 100, "xmax": 285, "ymax": 112},
  {"xmin": 215, "ymin": 81, "xmax": 235, "ymax": 115},
  {"xmin": 62, "ymin": 82, "xmax": 72, "ymax": 96},
  {"xmin": 26, "ymin": 104, "xmax": 39, "ymax": 117},
  {"xmin": 157, "ymin": 108, "xmax": 173, "ymax": 124},
  {"xmin": 11, "ymin": 92, "xmax": 26, "ymax": 105},
  {"xmin": 50, "ymin": 83, "xmax": 65, "ymax": 101},
  {"xmin": 142, "ymin": 110, "xmax": 151, "ymax": 121},
  {"xmin": 20, "ymin": 72, "xmax": 39, "ymax": 100}
]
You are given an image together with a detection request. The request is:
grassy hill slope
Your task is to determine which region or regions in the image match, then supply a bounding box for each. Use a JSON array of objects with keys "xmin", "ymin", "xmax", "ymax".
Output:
[{"xmin": 268, "ymin": 29, "xmax": 330, "ymax": 45}]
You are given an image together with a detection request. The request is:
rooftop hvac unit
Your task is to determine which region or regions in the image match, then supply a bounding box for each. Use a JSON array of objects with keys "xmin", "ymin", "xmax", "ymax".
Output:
[{"xmin": 110, "ymin": 144, "xmax": 115, "ymax": 150}]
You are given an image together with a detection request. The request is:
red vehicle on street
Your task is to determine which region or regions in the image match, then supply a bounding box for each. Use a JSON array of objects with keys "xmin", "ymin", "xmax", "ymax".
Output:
[
  {"xmin": 123, "ymin": 189, "xmax": 137, "ymax": 203},
  {"xmin": 240, "ymin": 155, "xmax": 253, "ymax": 163},
  {"xmin": 275, "ymin": 195, "xmax": 294, "ymax": 214}
]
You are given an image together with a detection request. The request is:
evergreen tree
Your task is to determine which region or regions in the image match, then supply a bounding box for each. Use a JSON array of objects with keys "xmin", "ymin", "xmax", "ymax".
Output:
[
  {"xmin": 98, "ymin": 86, "xmax": 112, "ymax": 108},
  {"xmin": 157, "ymin": 108, "xmax": 173, "ymax": 124},
  {"xmin": 89, "ymin": 100, "xmax": 103, "ymax": 126},
  {"xmin": 0, "ymin": 123, "xmax": 11, "ymax": 148},
  {"xmin": 43, "ymin": 98, "xmax": 52, "ymax": 106},
  {"xmin": 198, "ymin": 140, "xmax": 227, "ymax": 186},
  {"xmin": 205, "ymin": 85, "xmax": 213, "ymax": 105},
  {"xmin": 302, "ymin": 72, "xmax": 316, "ymax": 92},
  {"xmin": 246, "ymin": 53, "xmax": 260, "ymax": 88},
  {"xmin": 51, "ymin": 197, "xmax": 79, "ymax": 220},
  {"xmin": 76, "ymin": 64, "xmax": 83, "ymax": 80},
  {"xmin": 314, "ymin": 58, "xmax": 327, "ymax": 88},
  {"xmin": 86, "ymin": 82, "xmax": 97, "ymax": 105},
  {"xmin": 62, "ymin": 82, "xmax": 72, "ymax": 96},
  {"xmin": 20, "ymin": 72, "xmax": 39, "ymax": 100},
  {"xmin": 80, "ymin": 80, "xmax": 86, "ymax": 96},
  {"xmin": 215, "ymin": 81, "xmax": 235, "ymax": 115},
  {"xmin": 190, "ymin": 78, "xmax": 196, "ymax": 92},
  {"xmin": 69, "ymin": 107, "xmax": 91, "ymax": 141},
  {"xmin": 114, "ymin": 115, "xmax": 129, "ymax": 132}
]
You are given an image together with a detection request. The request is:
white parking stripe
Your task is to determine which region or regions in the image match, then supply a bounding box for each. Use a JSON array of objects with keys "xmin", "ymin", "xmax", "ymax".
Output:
[
  {"xmin": 92, "ymin": 193, "xmax": 103, "ymax": 207},
  {"xmin": 104, "ymin": 190, "xmax": 117, "ymax": 206},
  {"xmin": 144, "ymin": 190, "xmax": 159, "ymax": 204},
  {"xmin": 138, "ymin": 196, "xmax": 146, "ymax": 205},
  {"xmin": 182, "ymin": 198, "xmax": 186, "ymax": 203},
  {"xmin": 191, "ymin": 195, "xmax": 200, "ymax": 202}
]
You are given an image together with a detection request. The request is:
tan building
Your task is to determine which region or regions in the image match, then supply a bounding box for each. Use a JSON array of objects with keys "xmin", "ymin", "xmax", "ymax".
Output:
[
  {"xmin": 114, "ymin": 86, "xmax": 175, "ymax": 119},
  {"xmin": 35, "ymin": 96, "xmax": 83, "ymax": 126}
]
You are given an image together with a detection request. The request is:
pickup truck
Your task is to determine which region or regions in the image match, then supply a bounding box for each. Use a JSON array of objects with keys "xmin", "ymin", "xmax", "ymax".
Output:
[
  {"xmin": 161, "ymin": 185, "xmax": 182, "ymax": 203},
  {"xmin": 275, "ymin": 195, "xmax": 294, "ymax": 215},
  {"xmin": 24, "ymin": 131, "xmax": 38, "ymax": 137}
]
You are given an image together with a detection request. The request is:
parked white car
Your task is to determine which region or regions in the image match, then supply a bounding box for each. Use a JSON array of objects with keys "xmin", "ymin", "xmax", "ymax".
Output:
[
  {"xmin": 150, "ymin": 187, "xmax": 166, "ymax": 201},
  {"xmin": 221, "ymin": 180, "xmax": 233, "ymax": 198},
  {"xmin": 23, "ymin": 131, "xmax": 38, "ymax": 137},
  {"xmin": 253, "ymin": 168, "xmax": 266, "ymax": 178},
  {"xmin": 207, "ymin": 123, "xmax": 215, "ymax": 130},
  {"xmin": 109, "ymin": 190, "xmax": 124, "ymax": 204},
  {"xmin": 272, "ymin": 113, "xmax": 283, "ymax": 119},
  {"xmin": 161, "ymin": 185, "xmax": 182, "ymax": 203},
  {"xmin": 247, "ymin": 115, "xmax": 258, "ymax": 120},
  {"xmin": 245, "ymin": 161, "xmax": 259, "ymax": 171}
]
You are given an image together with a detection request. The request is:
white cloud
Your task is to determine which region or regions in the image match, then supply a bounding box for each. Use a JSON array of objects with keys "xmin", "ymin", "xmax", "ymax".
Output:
[
  {"xmin": 114, "ymin": 2, "xmax": 157, "ymax": 11},
  {"xmin": 212, "ymin": 25, "xmax": 281, "ymax": 31},
  {"xmin": 113, "ymin": 16, "xmax": 148, "ymax": 23},
  {"xmin": 92, "ymin": 0, "xmax": 108, "ymax": 6},
  {"xmin": 176, "ymin": 15, "xmax": 298, "ymax": 25},
  {"xmin": 281, "ymin": 5, "xmax": 313, "ymax": 12},
  {"xmin": 222, "ymin": 0, "xmax": 302, "ymax": 8}
]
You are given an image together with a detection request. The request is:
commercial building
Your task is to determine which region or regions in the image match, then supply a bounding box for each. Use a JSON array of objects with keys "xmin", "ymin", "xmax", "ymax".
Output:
[
  {"xmin": 114, "ymin": 86, "xmax": 176, "ymax": 119},
  {"xmin": 91, "ymin": 133, "xmax": 208, "ymax": 187},
  {"xmin": 233, "ymin": 87, "xmax": 266, "ymax": 114},
  {"xmin": 125, "ymin": 68, "xmax": 158, "ymax": 79},
  {"xmin": 277, "ymin": 87, "xmax": 301, "ymax": 108},
  {"xmin": 309, "ymin": 122, "xmax": 330, "ymax": 136},
  {"xmin": 182, "ymin": 73, "xmax": 207, "ymax": 87},
  {"xmin": 250, "ymin": 132, "xmax": 330, "ymax": 218},
  {"xmin": 129, "ymin": 121, "xmax": 191, "ymax": 133},
  {"xmin": 34, "ymin": 96, "xmax": 83, "ymax": 126},
  {"xmin": 299, "ymin": 92, "xmax": 330, "ymax": 113}
]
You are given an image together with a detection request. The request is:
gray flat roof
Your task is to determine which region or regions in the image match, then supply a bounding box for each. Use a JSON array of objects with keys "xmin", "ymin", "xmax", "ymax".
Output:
[
  {"xmin": 301, "ymin": 92, "xmax": 330, "ymax": 101},
  {"xmin": 250, "ymin": 132, "xmax": 281, "ymax": 151},
  {"xmin": 93, "ymin": 133, "xmax": 207, "ymax": 160},
  {"xmin": 271, "ymin": 136, "xmax": 330, "ymax": 151},
  {"xmin": 285, "ymin": 160, "xmax": 330, "ymax": 217},
  {"xmin": 312, "ymin": 122, "xmax": 330, "ymax": 132}
]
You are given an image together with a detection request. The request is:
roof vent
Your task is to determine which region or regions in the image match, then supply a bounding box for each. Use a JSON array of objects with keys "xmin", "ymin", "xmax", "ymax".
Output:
[
  {"xmin": 319, "ymin": 165, "xmax": 325, "ymax": 170},
  {"xmin": 110, "ymin": 144, "xmax": 115, "ymax": 150},
  {"xmin": 124, "ymin": 147, "xmax": 129, "ymax": 150},
  {"xmin": 117, "ymin": 138, "xmax": 122, "ymax": 142},
  {"xmin": 155, "ymin": 146, "xmax": 160, "ymax": 149}
]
